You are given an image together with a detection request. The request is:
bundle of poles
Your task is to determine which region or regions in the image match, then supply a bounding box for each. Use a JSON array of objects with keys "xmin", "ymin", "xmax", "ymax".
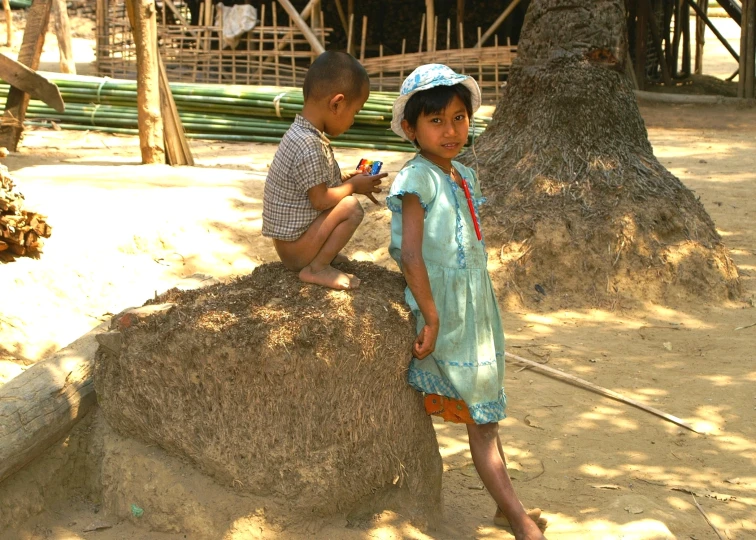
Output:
[{"xmin": 0, "ymin": 73, "xmax": 490, "ymax": 153}]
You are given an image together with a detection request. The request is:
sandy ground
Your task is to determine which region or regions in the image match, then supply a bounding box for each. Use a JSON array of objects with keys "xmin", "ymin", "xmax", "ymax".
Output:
[{"xmin": 1, "ymin": 9, "xmax": 756, "ymax": 540}]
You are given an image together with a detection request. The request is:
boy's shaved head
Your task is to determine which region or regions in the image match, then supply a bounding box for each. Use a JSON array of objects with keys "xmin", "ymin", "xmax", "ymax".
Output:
[{"xmin": 303, "ymin": 51, "xmax": 369, "ymax": 102}]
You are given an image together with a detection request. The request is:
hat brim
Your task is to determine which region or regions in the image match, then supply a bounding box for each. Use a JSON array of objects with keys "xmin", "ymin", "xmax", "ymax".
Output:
[{"xmin": 390, "ymin": 76, "xmax": 482, "ymax": 141}]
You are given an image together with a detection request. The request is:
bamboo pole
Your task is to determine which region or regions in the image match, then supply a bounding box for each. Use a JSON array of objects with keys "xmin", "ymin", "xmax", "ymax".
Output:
[
  {"xmin": 2, "ymin": 0, "xmax": 12, "ymax": 48},
  {"xmin": 258, "ymin": 3, "xmax": 265, "ymax": 85},
  {"xmin": 695, "ymin": 0, "xmax": 707, "ymax": 73},
  {"xmin": 334, "ymin": 0, "xmax": 347, "ymax": 34},
  {"xmin": 360, "ymin": 15, "xmax": 367, "ymax": 62},
  {"xmin": 446, "ymin": 18, "xmax": 450, "ymax": 50},
  {"xmin": 505, "ymin": 352, "xmax": 702, "ymax": 434},
  {"xmin": 425, "ymin": 0, "xmax": 434, "ymax": 53},
  {"xmin": 273, "ymin": 2, "xmax": 280, "ymax": 85},
  {"xmin": 399, "ymin": 37, "xmax": 406, "ymax": 81},
  {"xmin": 277, "ymin": 0, "xmax": 325, "ymax": 55},
  {"xmin": 476, "ymin": 0, "xmax": 521, "ymax": 48},
  {"xmin": 432, "ymin": 15, "xmax": 438, "ymax": 53},
  {"xmin": 126, "ymin": 0, "xmax": 164, "ymax": 164},
  {"xmin": 684, "ymin": 0, "xmax": 740, "ymax": 63},
  {"xmin": 419, "ymin": 12, "xmax": 425, "ymax": 53},
  {"xmin": 347, "ymin": 12, "xmax": 354, "ymax": 56}
]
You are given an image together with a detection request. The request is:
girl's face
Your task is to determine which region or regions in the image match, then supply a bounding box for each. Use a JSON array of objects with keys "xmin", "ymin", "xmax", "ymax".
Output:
[{"xmin": 402, "ymin": 95, "xmax": 470, "ymax": 166}]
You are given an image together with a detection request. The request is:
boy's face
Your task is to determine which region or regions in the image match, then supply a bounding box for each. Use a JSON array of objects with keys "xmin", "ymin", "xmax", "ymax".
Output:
[{"xmin": 324, "ymin": 83, "xmax": 369, "ymax": 137}]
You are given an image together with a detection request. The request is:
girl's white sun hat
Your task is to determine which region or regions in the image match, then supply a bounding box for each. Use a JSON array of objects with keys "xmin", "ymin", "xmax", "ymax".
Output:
[{"xmin": 391, "ymin": 64, "xmax": 482, "ymax": 141}]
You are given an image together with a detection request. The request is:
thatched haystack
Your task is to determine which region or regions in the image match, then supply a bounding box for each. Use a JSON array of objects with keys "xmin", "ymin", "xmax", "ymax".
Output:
[
  {"xmin": 94, "ymin": 261, "xmax": 442, "ymax": 525},
  {"xmin": 461, "ymin": 0, "xmax": 740, "ymax": 310}
]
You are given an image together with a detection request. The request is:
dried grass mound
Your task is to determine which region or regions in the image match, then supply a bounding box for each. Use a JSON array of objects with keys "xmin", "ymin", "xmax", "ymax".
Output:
[
  {"xmin": 94, "ymin": 261, "xmax": 442, "ymax": 525},
  {"xmin": 460, "ymin": 0, "xmax": 740, "ymax": 309}
]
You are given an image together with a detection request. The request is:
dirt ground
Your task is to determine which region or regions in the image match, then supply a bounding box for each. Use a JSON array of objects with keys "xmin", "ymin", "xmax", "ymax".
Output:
[{"xmin": 1, "ymin": 10, "xmax": 756, "ymax": 540}]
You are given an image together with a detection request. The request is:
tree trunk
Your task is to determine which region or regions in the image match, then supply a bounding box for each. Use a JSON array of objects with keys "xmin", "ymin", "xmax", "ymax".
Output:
[
  {"xmin": 51, "ymin": 0, "xmax": 75, "ymax": 74},
  {"xmin": 129, "ymin": 0, "xmax": 163, "ymax": 164},
  {"xmin": 461, "ymin": 0, "xmax": 740, "ymax": 309}
]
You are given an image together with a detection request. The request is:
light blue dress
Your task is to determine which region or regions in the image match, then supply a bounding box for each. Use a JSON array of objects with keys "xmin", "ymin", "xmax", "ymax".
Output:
[{"xmin": 387, "ymin": 154, "xmax": 507, "ymax": 424}]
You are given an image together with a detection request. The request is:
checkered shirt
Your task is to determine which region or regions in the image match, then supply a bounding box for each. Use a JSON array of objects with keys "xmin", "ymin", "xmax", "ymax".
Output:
[{"xmin": 262, "ymin": 115, "xmax": 342, "ymax": 241}]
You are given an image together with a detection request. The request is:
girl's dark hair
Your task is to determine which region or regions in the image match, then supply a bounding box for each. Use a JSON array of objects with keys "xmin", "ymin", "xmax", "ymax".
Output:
[{"xmin": 402, "ymin": 83, "xmax": 473, "ymax": 128}]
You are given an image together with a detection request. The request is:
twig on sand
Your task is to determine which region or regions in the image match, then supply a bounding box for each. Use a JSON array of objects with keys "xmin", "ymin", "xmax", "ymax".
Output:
[
  {"xmin": 505, "ymin": 352, "xmax": 702, "ymax": 434},
  {"xmin": 692, "ymin": 495, "xmax": 725, "ymax": 540},
  {"xmin": 734, "ymin": 322, "xmax": 756, "ymax": 331}
]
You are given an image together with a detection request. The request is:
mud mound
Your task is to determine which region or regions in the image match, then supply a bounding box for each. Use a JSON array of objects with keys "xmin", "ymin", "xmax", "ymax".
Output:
[{"xmin": 94, "ymin": 261, "xmax": 441, "ymax": 524}]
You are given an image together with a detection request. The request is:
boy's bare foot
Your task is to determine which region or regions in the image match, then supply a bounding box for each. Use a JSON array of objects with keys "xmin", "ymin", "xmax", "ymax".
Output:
[
  {"xmin": 494, "ymin": 507, "xmax": 547, "ymax": 533},
  {"xmin": 332, "ymin": 253, "xmax": 350, "ymax": 265},
  {"xmin": 299, "ymin": 264, "xmax": 360, "ymax": 290}
]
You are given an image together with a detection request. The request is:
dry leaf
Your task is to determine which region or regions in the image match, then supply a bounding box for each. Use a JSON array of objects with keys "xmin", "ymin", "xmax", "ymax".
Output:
[
  {"xmin": 524, "ymin": 415, "xmax": 544, "ymax": 430},
  {"xmin": 663, "ymin": 342, "xmax": 673, "ymax": 351}
]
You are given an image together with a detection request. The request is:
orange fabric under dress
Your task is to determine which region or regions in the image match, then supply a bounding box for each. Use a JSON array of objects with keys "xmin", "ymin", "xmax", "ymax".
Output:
[{"xmin": 424, "ymin": 394, "xmax": 475, "ymax": 424}]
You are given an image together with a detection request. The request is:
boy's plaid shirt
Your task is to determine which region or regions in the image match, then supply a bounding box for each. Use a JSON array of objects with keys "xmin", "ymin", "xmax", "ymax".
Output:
[{"xmin": 262, "ymin": 115, "xmax": 342, "ymax": 241}]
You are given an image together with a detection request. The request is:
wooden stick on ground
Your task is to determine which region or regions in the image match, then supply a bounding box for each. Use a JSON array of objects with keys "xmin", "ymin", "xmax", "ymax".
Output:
[
  {"xmin": 2, "ymin": 0, "xmax": 11, "ymax": 48},
  {"xmin": 505, "ymin": 352, "xmax": 702, "ymax": 433},
  {"xmin": 692, "ymin": 496, "xmax": 726, "ymax": 540},
  {"xmin": 51, "ymin": 0, "xmax": 75, "ymax": 74}
]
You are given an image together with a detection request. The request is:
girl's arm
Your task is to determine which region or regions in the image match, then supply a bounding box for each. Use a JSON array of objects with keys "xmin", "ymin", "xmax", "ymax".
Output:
[{"xmin": 400, "ymin": 193, "xmax": 439, "ymax": 359}]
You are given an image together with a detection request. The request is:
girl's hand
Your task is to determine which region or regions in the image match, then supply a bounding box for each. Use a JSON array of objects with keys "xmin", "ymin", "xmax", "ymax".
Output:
[{"xmin": 413, "ymin": 321, "xmax": 439, "ymax": 359}]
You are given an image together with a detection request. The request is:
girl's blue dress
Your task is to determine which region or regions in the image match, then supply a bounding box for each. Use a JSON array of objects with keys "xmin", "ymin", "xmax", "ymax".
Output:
[{"xmin": 387, "ymin": 154, "xmax": 507, "ymax": 424}]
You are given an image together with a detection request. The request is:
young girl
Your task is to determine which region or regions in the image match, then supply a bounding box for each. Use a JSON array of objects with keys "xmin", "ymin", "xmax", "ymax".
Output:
[{"xmin": 386, "ymin": 64, "xmax": 548, "ymax": 539}]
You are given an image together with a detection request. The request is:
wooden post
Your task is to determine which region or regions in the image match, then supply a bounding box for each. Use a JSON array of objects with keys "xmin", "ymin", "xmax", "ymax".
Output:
[
  {"xmin": 646, "ymin": 0, "xmax": 673, "ymax": 85},
  {"xmin": 681, "ymin": 0, "xmax": 691, "ymax": 76},
  {"xmin": 418, "ymin": 12, "xmax": 425, "ymax": 53},
  {"xmin": 277, "ymin": 0, "xmax": 325, "ymax": 55},
  {"xmin": 425, "ymin": 0, "xmax": 434, "ymax": 53},
  {"xmin": 740, "ymin": 0, "xmax": 756, "ymax": 99},
  {"xmin": 126, "ymin": 0, "xmax": 164, "ymax": 164},
  {"xmin": 2, "ymin": 0, "xmax": 12, "ymax": 47},
  {"xmin": 0, "ymin": 0, "xmax": 53, "ymax": 152},
  {"xmin": 695, "ymin": 0, "xmax": 707, "ymax": 73},
  {"xmin": 476, "ymin": 0, "xmax": 522, "ymax": 48},
  {"xmin": 347, "ymin": 12, "xmax": 354, "ymax": 56},
  {"xmin": 51, "ymin": 0, "xmax": 76, "ymax": 74}
]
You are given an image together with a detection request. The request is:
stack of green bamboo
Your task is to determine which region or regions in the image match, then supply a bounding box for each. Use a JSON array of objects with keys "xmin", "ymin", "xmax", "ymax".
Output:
[{"xmin": 0, "ymin": 73, "xmax": 490, "ymax": 153}]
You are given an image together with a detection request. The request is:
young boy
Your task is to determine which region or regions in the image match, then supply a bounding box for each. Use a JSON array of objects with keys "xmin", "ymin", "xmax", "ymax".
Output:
[{"xmin": 262, "ymin": 52, "xmax": 386, "ymax": 290}]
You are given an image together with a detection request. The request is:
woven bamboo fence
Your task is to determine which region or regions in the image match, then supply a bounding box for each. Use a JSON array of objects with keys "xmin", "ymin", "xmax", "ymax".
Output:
[{"xmin": 96, "ymin": 0, "xmax": 330, "ymax": 86}]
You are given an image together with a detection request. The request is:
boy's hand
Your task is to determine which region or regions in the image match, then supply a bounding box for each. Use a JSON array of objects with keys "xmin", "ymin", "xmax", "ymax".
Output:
[
  {"xmin": 341, "ymin": 170, "xmax": 362, "ymax": 182},
  {"xmin": 346, "ymin": 172, "xmax": 387, "ymax": 206},
  {"xmin": 413, "ymin": 321, "xmax": 439, "ymax": 359}
]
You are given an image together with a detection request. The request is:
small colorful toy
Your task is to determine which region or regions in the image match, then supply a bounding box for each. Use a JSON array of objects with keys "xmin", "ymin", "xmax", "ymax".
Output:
[{"xmin": 356, "ymin": 158, "xmax": 383, "ymax": 175}]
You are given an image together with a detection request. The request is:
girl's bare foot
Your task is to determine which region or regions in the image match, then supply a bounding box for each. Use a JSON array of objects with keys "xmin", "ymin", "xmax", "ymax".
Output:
[
  {"xmin": 299, "ymin": 264, "xmax": 360, "ymax": 290},
  {"xmin": 495, "ymin": 507, "xmax": 548, "ymax": 532},
  {"xmin": 332, "ymin": 253, "xmax": 350, "ymax": 265}
]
